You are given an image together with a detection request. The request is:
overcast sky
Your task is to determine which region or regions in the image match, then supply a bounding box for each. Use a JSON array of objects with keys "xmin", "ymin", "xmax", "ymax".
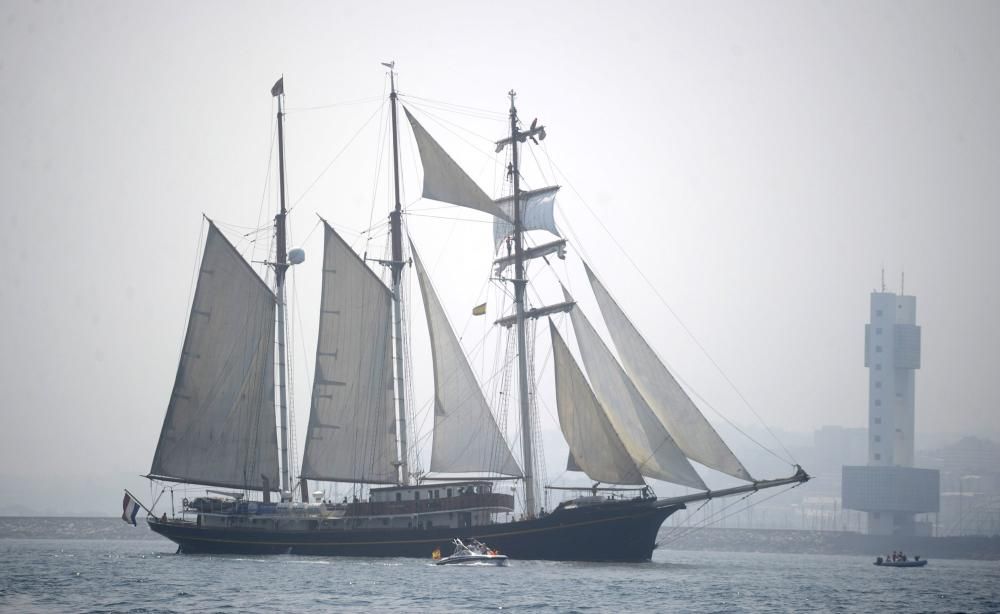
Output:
[{"xmin": 1, "ymin": 0, "xmax": 997, "ymax": 514}]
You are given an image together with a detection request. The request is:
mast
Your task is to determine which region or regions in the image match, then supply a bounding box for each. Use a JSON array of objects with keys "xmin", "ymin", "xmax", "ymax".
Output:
[
  {"xmin": 386, "ymin": 62, "xmax": 410, "ymax": 485},
  {"xmin": 508, "ymin": 91, "xmax": 537, "ymax": 517},
  {"xmin": 272, "ymin": 77, "xmax": 292, "ymax": 498}
]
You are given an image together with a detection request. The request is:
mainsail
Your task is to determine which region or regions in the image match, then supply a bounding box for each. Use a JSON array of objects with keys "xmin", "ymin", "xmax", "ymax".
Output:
[
  {"xmin": 411, "ymin": 242, "xmax": 522, "ymax": 477},
  {"xmin": 403, "ymin": 107, "xmax": 511, "ymax": 222},
  {"xmin": 550, "ymin": 320, "xmax": 644, "ymax": 485},
  {"xmin": 150, "ymin": 222, "xmax": 280, "ymax": 491},
  {"xmin": 299, "ymin": 223, "xmax": 398, "ymax": 484},
  {"xmin": 585, "ymin": 264, "xmax": 753, "ymax": 481},
  {"xmin": 563, "ymin": 288, "xmax": 706, "ymax": 489}
]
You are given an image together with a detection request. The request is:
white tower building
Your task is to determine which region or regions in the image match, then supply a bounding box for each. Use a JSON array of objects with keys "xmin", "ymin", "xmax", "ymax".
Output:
[{"xmin": 843, "ymin": 278, "xmax": 938, "ymax": 536}]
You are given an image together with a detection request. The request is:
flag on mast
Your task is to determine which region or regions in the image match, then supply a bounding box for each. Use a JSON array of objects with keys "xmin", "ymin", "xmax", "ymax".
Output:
[
  {"xmin": 121, "ymin": 492, "xmax": 141, "ymax": 526},
  {"xmin": 472, "ymin": 303, "xmax": 487, "ymax": 316},
  {"xmin": 271, "ymin": 77, "xmax": 284, "ymax": 97}
]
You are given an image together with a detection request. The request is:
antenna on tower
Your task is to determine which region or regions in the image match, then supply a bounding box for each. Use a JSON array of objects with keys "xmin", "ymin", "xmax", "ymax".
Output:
[
  {"xmin": 881, "ymin": 267, "xmax": 886, "ymax": 292},
  {"xmin": 901, "ymin": 270, "xmax": 905, "ymax": 295}
]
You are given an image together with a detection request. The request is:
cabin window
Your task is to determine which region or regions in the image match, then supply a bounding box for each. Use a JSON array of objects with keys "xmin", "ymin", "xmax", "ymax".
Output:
[
  {"xmin": 876, "ymin": 327, "xmax": 882, "ymax": 334},
  {"xmin": 874, "ymin": 435, "xmax": 881, "ymax": 442},
  {"xmin": 875, "ymin": 399, "xmax": 882, "ymax": 407},
  {"xmin": 875, "ymin": 381, "xmax": 881, "ymax": 389},
  {"xmin": 415, "ymin": 491, "xmax": 420, "ymax": 500},
  {"xmin": 876, "ymin": 309, "xmax": 883, "ymax": 317},
  {"xmin": 874, "ymin": 417, "xmax": 882, "ymax": 424},
  {"xmin": 395, "ymin": 493, "xmax": 401, "ymax": 502},
  {"xmin": 447, "ymin": 488, "xmax": 452, "ymax": 498},
  {"xmin": 382, "ymin": 518, "xmax": 389, "ymax": 526},
  {"xmin": 875, "ymin": 345, "xmax": 882, "ymax": 353},
  {"xmin": 874, "ymin": 453, "xmax": 881, "ymax": 460},
  {"xmin": 875, "ymin": 364, "xmax": 882, "ymax": 371},
  {"xmin": 434, "ymin": 490, "xmax": 440, "ymax": 499}
]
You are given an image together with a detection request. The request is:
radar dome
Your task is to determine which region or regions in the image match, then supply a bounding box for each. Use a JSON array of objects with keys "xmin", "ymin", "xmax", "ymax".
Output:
[{"xmin": 288, "ymin": 248, "xmax": 306, "ymax": 265}]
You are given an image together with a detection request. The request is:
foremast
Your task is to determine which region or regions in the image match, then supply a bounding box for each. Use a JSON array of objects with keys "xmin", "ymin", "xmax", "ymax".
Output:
[
  {"xmin": 386, "ymin": 63, "xmax": 411, "ymax": 486},
  {"xmin": 507, "ymin": 92, "xmax": 537, "ymax": 516},
  {"xmin": 493, "ymin": 92, "xmax": 561, "ymax": 517},
  {"xmin": 271, "ymin": 77, "xmax": 292, "ymax": 498}
]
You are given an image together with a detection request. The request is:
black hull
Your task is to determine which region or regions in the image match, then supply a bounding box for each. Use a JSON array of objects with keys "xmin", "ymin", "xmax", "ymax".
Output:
[{"xmin": 148, "ymin": 499, "xmax": 684, "ymax": 562}]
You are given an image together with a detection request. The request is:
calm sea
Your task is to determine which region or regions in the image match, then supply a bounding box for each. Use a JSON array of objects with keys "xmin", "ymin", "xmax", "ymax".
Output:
[{"xmin": 1, "ymin": 518, "xmax": 997, "ymax": 613}]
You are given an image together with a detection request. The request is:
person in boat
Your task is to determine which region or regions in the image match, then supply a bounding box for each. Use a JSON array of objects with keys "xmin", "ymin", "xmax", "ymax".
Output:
[{"xmin": 876, "ymin": 556, "xmax": 884, "ymax": 564}]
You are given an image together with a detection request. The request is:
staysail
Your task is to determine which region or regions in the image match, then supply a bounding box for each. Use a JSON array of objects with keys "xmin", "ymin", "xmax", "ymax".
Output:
[
  {"xmin": 585, "ymin": 264, "xmax": 753, "ymax": 481},
  {"xmin": 493, "ymin": 186, "xmax": 561, "ymax": 248},
  {"xmin": 403, "ymin": 107, "xmax": 511, "ymax": 222},
  {"xmin": 563, "ymin": 287, "xmax": 706, "ymax": 489},
  {"xmin": 299, "ymin": 223, "xmax": 398, "ymax": 484},
  {"xmin": 411, "ymin": 242, "xmax": 522, "ymax": 477},
  {"xmin": 150, "ymin": 221, "xmax": 279, "ymax": 491},
  {"xmin": 550, "ymin": 320, "xmax": 644, "ymax": 485}
]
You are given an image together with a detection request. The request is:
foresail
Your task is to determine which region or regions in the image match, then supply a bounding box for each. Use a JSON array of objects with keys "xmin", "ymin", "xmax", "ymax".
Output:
[
  {"xmin": 563, "ymin": 287, "xmax": 706, "ymax": 490},
  {"xmin": 300, "ymin": 223, "xmax": 398, "ymax": 484},
  {"xmin": 550, "ymin": 320, "xmax": 644, "ymax": 485},
  {"xmin": 150, "ymin": 222, "xmax": 279, "ymax": 491},
  {"xmin": 403, "ymin": 107, "xmax": 511, "ymax": 222},
  {"xmin": 411, "ymin": 242, "xmax": 522, "ymax": 477},
  {"xmin": 493, "ymin": 186, "xmax": 561, "ymax": 249},
  {"xmin": 585, "ymin": 264, "xmax": 753, "ymax": 481}
]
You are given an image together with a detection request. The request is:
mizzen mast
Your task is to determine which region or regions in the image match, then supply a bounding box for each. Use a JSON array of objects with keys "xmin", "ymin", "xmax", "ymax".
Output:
[
  {"xmin": 385, "ymin": 62, "xmax": 411, "ymax": 486},
  {"xmin": 271, "ymin": 76, "xmax": 293, "ymax": 498}
]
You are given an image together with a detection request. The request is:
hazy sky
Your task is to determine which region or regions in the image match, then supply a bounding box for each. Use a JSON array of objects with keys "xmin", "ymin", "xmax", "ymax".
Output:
[{"xmin": 1, "ymin": 0, "xmax": 998, "ymax": 513}]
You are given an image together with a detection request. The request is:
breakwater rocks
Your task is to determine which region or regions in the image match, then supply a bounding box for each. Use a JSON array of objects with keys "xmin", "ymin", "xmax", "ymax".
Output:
[{"xmin": 658, "ymin": 526, "xmax": 1000, "ymax": 560}]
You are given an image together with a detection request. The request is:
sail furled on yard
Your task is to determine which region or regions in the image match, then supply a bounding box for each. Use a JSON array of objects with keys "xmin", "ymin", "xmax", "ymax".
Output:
[
  {"xmin": 300, "ymin": 223, "xmax": 398, "ymax": 484},
  {"xmin": 150, "ymin": 222, "xmax": 279, "ymax": 491},
  {"xmin": 563, "ymin": 287, "xmax": 706, "ymax": 490},
  {"xmin": 585, "ymin": 264, "xmax": 753, "ymax": 481},
  {"xmin": 411, "ymin": 242, "xmax": 522, "ymax": 477},
  {"xmin": 403, "ymin": 107, "xmax": 511, "ymax": 222},
  {"xmin": 550, "ymin": 320, "xmax": 644, "ymax": 485},
  {"xmin": 493, "ymin": 186, "xmax": 561, "ymax": 248}
]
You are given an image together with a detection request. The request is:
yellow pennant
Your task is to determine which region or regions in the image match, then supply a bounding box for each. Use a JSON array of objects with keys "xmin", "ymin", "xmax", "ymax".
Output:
[{"xmin": 472, "ymin": 302, "xmax": 487, "ymax": 316}]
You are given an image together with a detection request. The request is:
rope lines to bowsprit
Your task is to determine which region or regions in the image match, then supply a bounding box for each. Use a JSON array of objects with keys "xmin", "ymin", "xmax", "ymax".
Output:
[
  {"xmin": 540, "ymin": 149, "xmax": 797, "ymax": 468},
  {"xmin": 657, "ymin": 482, "xmax": 804, "ymax": 547}
]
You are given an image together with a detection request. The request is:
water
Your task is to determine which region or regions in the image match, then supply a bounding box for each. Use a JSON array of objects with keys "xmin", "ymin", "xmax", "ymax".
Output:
[{"xmin": 1, "ymin": 521, "xmax": 998, "ymax": 613}]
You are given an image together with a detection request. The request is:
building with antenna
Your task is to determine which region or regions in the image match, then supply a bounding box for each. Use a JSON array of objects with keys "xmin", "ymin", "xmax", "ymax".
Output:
[{"xmin": 842, "ymin": 275, "xmax": 939, "ymax": 536}]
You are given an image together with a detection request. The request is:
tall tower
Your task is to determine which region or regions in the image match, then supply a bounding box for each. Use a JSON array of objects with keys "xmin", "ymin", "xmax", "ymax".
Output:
[
  {"xmin": 864, "ymin": 290, "xmax": 920, "ymax": 468},
  {"xmin": 843, "ymin": 279, "xmax": 938, "ymax": 536}
]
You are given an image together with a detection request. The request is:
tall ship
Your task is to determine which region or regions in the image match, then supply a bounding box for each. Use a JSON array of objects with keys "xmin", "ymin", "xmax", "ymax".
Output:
[{"xmin": 133, "ymin": 69, "xmax": 808, "ymax": 561}]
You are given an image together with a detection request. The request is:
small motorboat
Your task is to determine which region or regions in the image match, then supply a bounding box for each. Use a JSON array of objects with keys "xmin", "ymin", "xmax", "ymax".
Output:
[
  {"xmin": 433, "ymin": 539, "xmax": 509, "ymax": 566},
  {"xmin": 874, "ymin": 556, "xmax": 927, "ymax": 567}
]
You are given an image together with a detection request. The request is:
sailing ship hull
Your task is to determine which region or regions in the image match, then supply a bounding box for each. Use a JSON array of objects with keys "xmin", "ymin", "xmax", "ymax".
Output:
[{"xmin": 147, "ymin": 499, "xmax": 684, "ymax": 562}]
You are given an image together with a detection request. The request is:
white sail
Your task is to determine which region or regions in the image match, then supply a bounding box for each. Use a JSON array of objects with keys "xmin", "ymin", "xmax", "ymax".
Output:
[
  {"xmin": 550, "ymin": 320, "xmax": 644, "ymax": 485},
  {"xmin": 411, "ymin": 242, "xmax": 522, "ymax": 477},
  {"xmin": 403, "ymin": 107, "xmax": 511, "ymax": 222},
  {"xmin": 493, "ymin": 186, "xmax": 561, "ymax": 249},
  {"xmin": 300, "ymin": 223, "xmax": 398, "ymax": 484},
  {"xmin": 150, "ymin": 222, "xmax": 279, "ymax": 491},
  {"xmin": 585, "ymin": 264, "xmax": 753, "ymax": 481},
  {"xmin": 564, "ymin": 287, "xmax": 706, "ymax": 489}
]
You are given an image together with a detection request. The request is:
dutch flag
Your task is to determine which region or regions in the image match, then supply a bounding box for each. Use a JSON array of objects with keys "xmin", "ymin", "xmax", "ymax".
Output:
[{"xmin": 121, "ymin": 492, "xmax": 141, "ymax": 526}]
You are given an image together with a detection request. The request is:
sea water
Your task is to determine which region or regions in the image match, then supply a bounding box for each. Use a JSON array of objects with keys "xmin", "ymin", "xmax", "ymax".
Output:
[{"xmin": 1, "ymin": 519, "xmax": 997, "ymax": 613}]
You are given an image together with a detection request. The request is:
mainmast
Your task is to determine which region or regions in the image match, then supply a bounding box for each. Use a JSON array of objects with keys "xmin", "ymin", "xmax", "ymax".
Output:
[
  {"xmin": 271, "ymin": 77, "xmax": 292, "ymax": 498},
  {"xmin": 386, "ymin": 62, "xmax": 411, "ymax": 486},
  {"xmin": 508, "ymin": 91, "xmax": 537, "ymax": 517}
]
